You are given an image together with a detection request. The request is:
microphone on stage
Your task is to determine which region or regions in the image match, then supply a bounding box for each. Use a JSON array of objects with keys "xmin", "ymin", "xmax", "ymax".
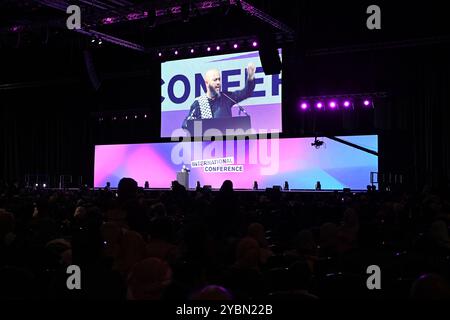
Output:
[
  {"xmin": 221, "ymin": 92, "xmax": 249, "ymax": 116},
  {"xmin": 186, "ymin": 107, "xmax": 197, "ymax": 120},
  {"xmin": 182, "ymin": 107, "xmax": 197, "ymax": 129}
]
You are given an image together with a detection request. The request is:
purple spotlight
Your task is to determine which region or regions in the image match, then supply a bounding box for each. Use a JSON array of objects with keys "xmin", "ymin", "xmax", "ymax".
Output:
[
  {"xmin": 174, "ymin": 50, "xmax": 178, "ymax": 55},
  {"xmin": 329, "ymin": 101, "xmax": 337, "ymax": 109},
  {"xmin": 207, "ymin": 47, "xmax": 211, "ymax": 52},
  {"xmin": 216, "ymin": 45, "xmax": 220, "ymax": 51},
  {"xmin": 363, "ymin": 99, "xmax": 371, "ymax": 106},
  {"xmin": 158, "ymin": 52, "xmax": 162, "ymax": 57},
  {"xmin": 190, "ymin": 48, "xmax": 195, "ymax": 53},
  {"xmin": 127, "ymin": 13, "xmax": 140, "ymax": 20},
  {"xmin": 252, "ymin": 41, "xmax": 258, "ymax": 47},
  {"xmin": 300, "ymin": 102, "xmax": 308, "ymax": 111},
  {"xmin": 343, "ymin": 100, "xmax": 351, "ymax": 108},
  {"xmin": 316, "ymin": 102, "xmax": 323, "ymax": 109},
  {"xmin": 233, "ymin": 43, "xmax": 238, "ymax": 49},
  {"xmin": 103, "ymin": 17, "xmax": 114, "ymax": 24}
]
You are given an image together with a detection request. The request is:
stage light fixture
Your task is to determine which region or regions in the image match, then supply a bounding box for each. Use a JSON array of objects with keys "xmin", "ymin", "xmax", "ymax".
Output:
[
  {"xmin": 363, "ymin": 99, "xmax": 374, "ymax": 108},
  {"xmin": 216, "ymin": 45, "xmax": 220, "ymax": 51},
  {"xmin": 343, "ymin": 100, "xmax": 351, "ymax": 108},
  {"xmin": 252, "ymin": 41, "xmax": 258, "ymax": 47},
  {"xmin": 147, "ymin": 7, "xmax": 156, "ymax": 27},
  {"xmin": 233, "ymin": 43, "xmax": 238, "ymax": 49},
  {"xmin": 315, "ymin": 102, "xmax": 323, "ymax": 110},
  {"xmin": 329, "ymin": 101, "xmax": 337, "ymax": 109},
  {"xmin": 311, "ymin": 137, "xmax": 324, "ymax": 149},
  {"xmin": 300, "ymin": 102, "xmax": 309, "ymax": 111},
  {"xmin": 181, "ymin": 3, "xmax": 190, "ymax": 23},
  {"xmin": 190, "ymin": 48, "xmax": 195, "ymax": 53}
]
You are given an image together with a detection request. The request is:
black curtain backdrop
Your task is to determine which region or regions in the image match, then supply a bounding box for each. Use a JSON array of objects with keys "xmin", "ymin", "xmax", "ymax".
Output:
[
  {"xmin": 1, "ymin": 85, "xmax": 93, "ymax": 186},
  {"xmin": 386, "ymin": 44, "xmax": 450, "ymax": 190}
]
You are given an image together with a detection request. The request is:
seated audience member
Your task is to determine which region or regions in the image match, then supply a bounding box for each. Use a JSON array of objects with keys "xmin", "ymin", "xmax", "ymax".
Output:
[
  {"xmin": 101, "ymin": 222, "xmax": 147, "ymax": 275},
  {"xmin": 190, "ymin": 285, "xmax": 233, "ymax": 300},
  {"xmin": 247, "ymin": 223, "xmax": 274, "ymax": 264},
  {"xmin": 337, "ymin": 208, "xmax": 360, "ymax": 253},
  {"xmin": 410, "ymin": 273, "xmax": 450, "ymax": 299},
  {"xmin": 269, "ymin": 260, "xmax": 318, "ymax": 300},
  {"xmin": 146, "ymin": 216, "xmax": 178, "ymax": 263},
  {"xmin": 127, "ymin": 257, "xmax": 172, "ymax": 300}
]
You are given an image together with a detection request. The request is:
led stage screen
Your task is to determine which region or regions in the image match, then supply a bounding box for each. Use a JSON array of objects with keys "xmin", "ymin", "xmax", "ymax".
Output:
[
  {"xmin": 161, "ymin": 50, "xmax": 282, "ymax": 137},
  {"xmin": 94, "ymin": 135, "xmax": 378, "ymax": 190}
]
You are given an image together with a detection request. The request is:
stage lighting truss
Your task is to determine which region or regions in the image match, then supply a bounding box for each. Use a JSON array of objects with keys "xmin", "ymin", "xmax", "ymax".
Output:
[
  {"xmin": 299, "ymin": 92, "xmax": 387, "ymax": 112},
  {"xmin": 153, "ymin": 36, "xmax": 269, "ymax": 60},
  {"xmin": 91, "ymin": 109, "xmax": 151, "ymax": 123},
  {"xmin": 31, "ymin": 0, "xmax": 294, "ymax": 53}
]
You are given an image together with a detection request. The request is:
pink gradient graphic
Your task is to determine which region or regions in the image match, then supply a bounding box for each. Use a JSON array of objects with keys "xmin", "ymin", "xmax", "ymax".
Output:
[
  {"xmin": 94, "ymin": 145, "xmax": 129, "ymax": 186},
  {"xmin": 94, "ymin": 136, "xmax": 378, "ymax": 190},
  {"xmin": 122, "ymin": 145, "xmax": 176, "ymax": 187}
]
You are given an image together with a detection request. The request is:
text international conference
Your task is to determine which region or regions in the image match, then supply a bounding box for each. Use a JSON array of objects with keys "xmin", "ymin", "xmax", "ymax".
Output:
[{"xmin": 204, "ymin": 165, "xmax": 244, "ymax": 173}]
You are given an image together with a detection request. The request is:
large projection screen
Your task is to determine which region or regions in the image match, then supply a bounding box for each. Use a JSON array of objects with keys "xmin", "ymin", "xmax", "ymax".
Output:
[{"xmin": 161, "ymin": 50, "xmax": 282, "ymax": 137}]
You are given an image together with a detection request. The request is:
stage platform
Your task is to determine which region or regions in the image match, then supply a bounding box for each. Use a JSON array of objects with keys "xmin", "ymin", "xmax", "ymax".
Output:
[{"xmin": 47, "ymin": 187, "xmax": 368, "ymax": 194}]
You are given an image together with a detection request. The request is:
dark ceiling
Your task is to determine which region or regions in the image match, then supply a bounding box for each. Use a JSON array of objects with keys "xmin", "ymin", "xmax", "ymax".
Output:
[{"xmin": 1, "ymin": 1, "xmax": 450, "ymax": 52}]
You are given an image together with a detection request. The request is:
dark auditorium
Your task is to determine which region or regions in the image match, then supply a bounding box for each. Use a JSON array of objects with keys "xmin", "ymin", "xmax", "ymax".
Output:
[{"xmin": 1, "ymin": 0, "xmax": 450, "ymax": 307}]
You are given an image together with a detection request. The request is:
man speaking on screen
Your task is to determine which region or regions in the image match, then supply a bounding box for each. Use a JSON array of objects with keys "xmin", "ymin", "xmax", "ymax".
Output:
[{"xmin": 182, "ymin": 63, "xmax": 256, "ymax": 129}]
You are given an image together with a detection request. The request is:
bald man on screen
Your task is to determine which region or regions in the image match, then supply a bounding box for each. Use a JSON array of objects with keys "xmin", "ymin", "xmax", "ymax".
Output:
[{"xmin": 182, "ymin": 63, "xmax": 256, "ymax": 129}]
